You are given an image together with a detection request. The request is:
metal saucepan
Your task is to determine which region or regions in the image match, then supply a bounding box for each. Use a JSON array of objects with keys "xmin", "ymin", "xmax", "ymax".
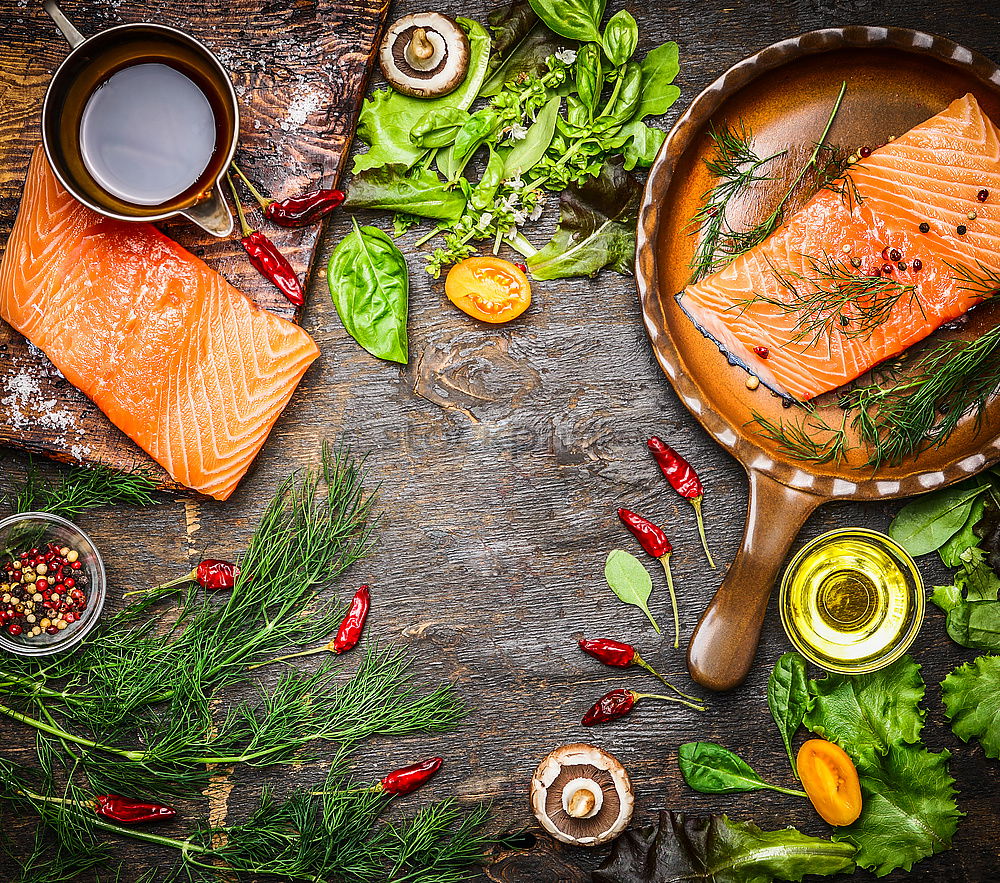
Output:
[
  {"xmin": 40, "ymin": 0, "xmax": 238, "ymax": 237},
  {"xmin": 636, "ymin": 26, "xmax": 1000, "ymax": 691}
]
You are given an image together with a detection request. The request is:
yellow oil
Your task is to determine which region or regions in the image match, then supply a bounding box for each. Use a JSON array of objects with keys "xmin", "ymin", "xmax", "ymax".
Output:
[{"xmin": 780, "ymin": 530, "xmax": 923, "ymax": 673}]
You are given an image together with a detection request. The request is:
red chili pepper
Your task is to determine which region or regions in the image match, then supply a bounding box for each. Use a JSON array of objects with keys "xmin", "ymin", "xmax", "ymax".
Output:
[
  {"xmin": 618, "ymin": 508, "xmax": 680, "ymax": 647},
  {"xmin": 334, "ymin": 584, "xmax": 370, "ymax": 654},
  {"xmin": 231, "ymin": 162, "xmax": 344, "ymax": 228},
  {"xmin": 582, "ymin": 687, "xmax": 704, "ymax": 726},
  {"xmin": 93, "ymin": 794, "xmax": 176, "ymax": 825},
  {"xmin": 227, "ymin": 174, "xmax": 304, "ymax": 306},
  {"xmin": 646, "ymin": 438, "xmax": 716, "ymax": 569},
  {"xmin": 379, "ymin": 757, "xmax": 442, "ymax": 795},
  {"xmin": 578, "ymin": 638, "xmax": 701, "ymax": 703},
  {"xmin": 195, "ymin": 559, "xmax": 240, "ymax": 591}
]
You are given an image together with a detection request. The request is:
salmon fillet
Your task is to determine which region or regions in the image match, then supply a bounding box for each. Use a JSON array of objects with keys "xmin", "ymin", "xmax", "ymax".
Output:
[
  {"xmin": 678, "ymin": 93, "xmax": 1000, "ymax": 402},
  {"xmin": 0, "ymin": 147, "xmax": 320, "ymax": 500}
]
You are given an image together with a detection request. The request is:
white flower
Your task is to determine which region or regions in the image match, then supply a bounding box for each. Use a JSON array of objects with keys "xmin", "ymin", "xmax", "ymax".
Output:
[
  {"xmin": 478, "ymin": 212, "xmax": 494, "ymax": 229},
  {"xmin": 505, "ymin": 176, "xmax": 526, "ymax": 190},
  {"xmin": 511, "ymin": 209, "xmax": 527, "ymax": 225},
  {"xmin": 527, "ymin": 204, "xmax": 544, "ymax": 222},
  {"xmin": 554, "ymin": 49, "xmax": 577, "ymax": 64},
  {"xmin": 508, "ymin": 123, "xmax": 528, "ymax": 142}
]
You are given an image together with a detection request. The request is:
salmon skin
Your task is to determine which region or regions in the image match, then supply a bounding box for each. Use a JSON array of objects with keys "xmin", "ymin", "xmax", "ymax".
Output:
[
  {"xmin": 678, "ymin": 93, "xmax": 1000, "ymax": 402},
  {"xmin": 0, "ymin": 147, "xmax": 320, "ymax": 501}
]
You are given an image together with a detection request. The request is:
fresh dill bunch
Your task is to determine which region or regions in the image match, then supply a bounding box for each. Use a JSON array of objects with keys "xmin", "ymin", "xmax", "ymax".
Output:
[
  {"xmin": 945, "ymin": 260, "xmax": 1000, "ymax": 297},
  {"xmin": 3, "ymin": 460, "xmax": 162, "ymax": 518},
  {"xmin": 841, "ymin": 325, "xmax": 1000, "ymax": 466},
  {"xmin": 749, "ymin": 408, "xmax": 851, "ymax": 465},
  {"xmin": 741, "ymin": 252, "xmax": 922, "ymax": 348}
]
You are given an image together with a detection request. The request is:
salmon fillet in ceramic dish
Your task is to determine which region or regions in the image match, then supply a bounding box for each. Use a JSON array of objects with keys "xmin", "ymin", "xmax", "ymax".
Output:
[
  {"xmin": 677, "ymin": 93, "xmax": 1000, "ymax": 402},
  {"xmin": 0, "ymin": 146, "xmax": 319, "ymax": 501}
]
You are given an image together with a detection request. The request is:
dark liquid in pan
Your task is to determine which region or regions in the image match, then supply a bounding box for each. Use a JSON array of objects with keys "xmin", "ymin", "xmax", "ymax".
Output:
[{"xmin": 80, "ymin": 62, "xmax": 217, "ymax": 206}]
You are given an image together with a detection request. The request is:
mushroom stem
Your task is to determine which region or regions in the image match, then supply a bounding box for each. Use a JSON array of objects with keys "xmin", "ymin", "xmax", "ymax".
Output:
[
  {"xmin": 408, "ymin": 27, "xmax": 434, "ymax": 62},
  {"xmin": 566, "ymin": 787, "xmax": 597, "ymax": 818}
]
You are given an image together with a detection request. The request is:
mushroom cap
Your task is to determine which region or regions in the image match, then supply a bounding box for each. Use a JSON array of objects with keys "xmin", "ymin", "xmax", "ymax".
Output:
[
  {"xmin": 378, "ymin": 12, "xmax": 470, "ymax": 99},
  {"xmin": 529, "ymin": 743, "xmax": 634, "ymax": 847}
]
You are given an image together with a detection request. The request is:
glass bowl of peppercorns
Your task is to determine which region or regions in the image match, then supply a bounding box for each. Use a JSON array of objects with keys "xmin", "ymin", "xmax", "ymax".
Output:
[{"xmin": 0, "ymin": 512, "xmax": 106, "ymax": 657}]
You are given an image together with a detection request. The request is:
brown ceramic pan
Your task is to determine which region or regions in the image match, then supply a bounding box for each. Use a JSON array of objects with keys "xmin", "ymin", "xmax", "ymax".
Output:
[{"xmin": 635, "ymin": 26, "xmax": 1000, "ymax": 692}]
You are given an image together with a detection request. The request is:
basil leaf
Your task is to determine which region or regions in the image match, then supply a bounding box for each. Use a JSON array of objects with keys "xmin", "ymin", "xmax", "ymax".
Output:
[
  {"xmin": 595, "ymin": 811, "xmax": 856, "ymax": 883},
  {"xmin": 678, "ymin": 742, "xmax": 806, "ymax": 796},
  {"xmin": 470, "ymin": 149, "xmax": 506, "ymax": 211},
  {"xmin": 502, "ymin": 95, "xmax": 561, "ymax": 180},
  {"xmin": 608, "ymin": 60, "xmax": 642, "ymax": 125},
  {"xmin": 353, "ymin": 18, "xmax": 490, "ymax": 173},
  {"xmin": 601, "ymin": 9, "xmax": 637, "ymax": 66},
  {"xmin": 604, "ymin": 549, "xmax": 660, "ymax": 633},
  {"xmin": 481, "ymin": 1, "xmax": 569, "ymax": 97},
  {"xmin": 527, "ymin": 0, "xmax": 606, "ymax": 43},
  {"xmin": 634, "ymin": 40, "xmax": 681, "ymax": 121},
  {"xmin": 344, "ymin": 165, "xmax": 467, "ymax": 222},
  {"xmin": 942, "ymin": 655, "xmax": 1000, "ymax": 759},
  {"xmin": 888, "ymin": 481, "xmax": 987, "ymax": 556},
  {"xmin": 574, "ymin": 43, "xmax": 603, "ymax": 117},
  {"xmin": 327, "ymin": 221, "xmax": 408, "ymax": 364},
  {"xmin": 439, "ymin": 108, "xmax": 502, "ymax": 181},
  {"xmin": 410, "ymin": 107, "xmax": 472, "ymax": 149},
  {"xmin": 528, "ymin": 160, "xmax": 641, "ymax": 280},
  {"xmin": 768, "ymin": 652, "xmax": 809, "ymax": 778}
]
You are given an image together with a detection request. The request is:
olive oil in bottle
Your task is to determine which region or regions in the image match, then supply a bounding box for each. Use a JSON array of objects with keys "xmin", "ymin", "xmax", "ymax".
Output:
[{"xmin": 779, "ymin": 529, "xmax": 924, "ymax": 674}]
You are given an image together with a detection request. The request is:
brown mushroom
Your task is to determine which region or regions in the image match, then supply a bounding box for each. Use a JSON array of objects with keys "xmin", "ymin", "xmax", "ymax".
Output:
[
  {"xmin": 378, "ymin": 12, "xmax": 470, "ymax": 98},
  {"xmin": 529, "ymin": 744, "xmax": 634, "ymax": 847}
]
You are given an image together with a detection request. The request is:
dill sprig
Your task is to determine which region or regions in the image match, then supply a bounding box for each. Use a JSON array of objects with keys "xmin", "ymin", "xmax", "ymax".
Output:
[
  {"xmin": 3, "ymin": 461, "xmax": 162, "ymax": 518},
  {"xmin": 741, "ymin": 252, "xmax": 921, "ymax": 348},
  {"xmin": 840, "ymin": 325, "xmax": 1000, "ymax": 466},
  {"xmin": 945, "ymin": 260, "xmax": 1000, "ymax": 297},
  {"xmin": 749, "ymin": 409, "xmax": 851, "ymax": 465}
]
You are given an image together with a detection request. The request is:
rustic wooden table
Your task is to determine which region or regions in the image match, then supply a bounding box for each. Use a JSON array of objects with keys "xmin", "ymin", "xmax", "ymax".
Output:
[{"xmin": 3, "ymin": 0, "xmax": 1000, "ymax": 881}]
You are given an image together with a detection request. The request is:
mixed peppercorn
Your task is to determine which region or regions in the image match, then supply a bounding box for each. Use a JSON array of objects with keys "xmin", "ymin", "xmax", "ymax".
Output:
[{"xmin": 1, "ymin": 542, "xmax": 88, "ymax": 638}]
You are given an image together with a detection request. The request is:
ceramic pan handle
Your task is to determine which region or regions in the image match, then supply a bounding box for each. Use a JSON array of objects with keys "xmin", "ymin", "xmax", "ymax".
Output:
[
  {"xmin": 43, "ymin": 0, "xmax": 86, "ymax": 48},
  {"xmin": 687, "ymin": 469, "xmax": 821, "ymax": 692}
]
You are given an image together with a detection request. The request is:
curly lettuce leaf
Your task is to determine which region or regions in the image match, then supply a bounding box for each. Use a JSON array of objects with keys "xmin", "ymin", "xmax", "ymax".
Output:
[
  {"xmin": 804, "ymin": 656, "xmax": 925, "ymax": 767},
  {"xmin": 942, "ymin": 655, "xmax": 1000, "ymax": 759},
  {"xmin": 593, "ymin": 811, "xmax": 855, "ymax": 883}
]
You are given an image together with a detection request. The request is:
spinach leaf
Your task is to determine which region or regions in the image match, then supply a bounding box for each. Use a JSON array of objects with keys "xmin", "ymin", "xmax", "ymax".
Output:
[
  {"xmin": 353, "ymin": 19, "xmax": 490, "ymax": 173},
  {"xmin": 481, "ymin": 1, "xmax": 569, "ymax": 97},
  {"xmin": 604, "ymin": 549, "xmax": 660, "ymax": 633},
  {"xmin": 608, "ymin": 119, "xmax": 666, "ymax": 170},
  {"xmin": 678, "ymin": 742, "xmax": 806, "ymax": 796},
  {"xmin": 502, "ymin": 95, "xmax": 561, "ymax": 179},
  {"xmin": 344, "ymin": 166, "xmax": 467, "ymax": 222},
  {"xmin": 528, "ymin": 0, "xmax": 606, "ymax": 43},
  {"xmin": 888, "ymin": 481, "xmax": 987, "ymax": 556},
  {"xmin": 528, "ymin": 160, "xmax": 641, "ymax": 279},
  {"xmin": 942, "ymin": 655, "xmax": 1000, "ymax": 759},
  {"xmin": 410, "ymin": 107, "xmax": 472, "ymax": 149},
  {"xmin": 954, "ymin": 546, "xmax": 1000, "ymax": 601},
  {"xmin": 601, "ymin": 10, "xmax": 637, "ymax": 66},
  {"xmin": 634, "ymin": 41, "xmax": 681, "ymax": 121},
  {"xmin": 327, "ymin": 221, "xmax": 409, "ymax": 364},
  {"xmin": 939, "ymin": 495, "xmax": 988, "ymax": 567},
  {"xmin": 594, "ymin": 811, "xmax": 856, "ymax": 883},
  {"xmin": 768, "ymin": 652, "xmax": 809, "ymax": 778},
  {"xmin": 931, "ymin": 587, "xmax": 1000, "ymax": 650}
]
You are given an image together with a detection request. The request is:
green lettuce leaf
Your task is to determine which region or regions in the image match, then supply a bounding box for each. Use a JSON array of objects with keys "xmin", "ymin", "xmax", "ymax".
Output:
[
  {"xmin": 594, "ymin": 811, "xmax": 856, "ymax": 883},
  {"xmin": 834, "ymin": 744, "xmax": 961, "ymax": 876},
  {"xmin": 344, "ymin": 165, "xmax": 467, "ymax": 221},
  {"xmin": 942, "ymin": 655, "xmax": 1000, "ymax": 758},
  {"xmin": 353, "ymin": 19, "xmax": 490, "ymax": 173},
  {"xmin": 804, "ymin": 656, "xmax": 925, "ymax": 767}
]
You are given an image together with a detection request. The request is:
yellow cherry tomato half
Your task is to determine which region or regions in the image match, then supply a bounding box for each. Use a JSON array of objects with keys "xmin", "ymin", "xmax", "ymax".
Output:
[
  {"xmin": 445, "ymin": 257, "xmax": 531, "ymax": 323},
  {"xmin": 797, "ymin": 739, "xmax": 862, "ymax": 827}
]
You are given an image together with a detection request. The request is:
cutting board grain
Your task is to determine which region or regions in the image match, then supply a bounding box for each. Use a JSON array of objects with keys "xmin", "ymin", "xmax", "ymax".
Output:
[{"xmin": 0, "ymin": 0, "xmax": 388, "ymax": 487}]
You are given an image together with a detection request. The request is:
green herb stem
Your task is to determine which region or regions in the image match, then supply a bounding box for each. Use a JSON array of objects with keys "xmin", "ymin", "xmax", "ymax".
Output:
[
  {"xmin": 0, "ymin": 703, "xmax": 142, "ymax": 761},
  {"xmin": 636, "ymin": 691, "xmax": 706, "ymax": 713}
]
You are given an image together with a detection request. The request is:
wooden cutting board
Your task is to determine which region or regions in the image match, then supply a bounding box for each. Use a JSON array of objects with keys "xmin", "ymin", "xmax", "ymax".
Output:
[{"xmin": 0, "ymin": 0, "xmax": 388, "ymax": 487}]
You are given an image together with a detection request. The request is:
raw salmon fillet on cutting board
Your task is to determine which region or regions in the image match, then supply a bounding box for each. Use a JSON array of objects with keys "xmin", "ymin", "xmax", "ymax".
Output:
[
  {"xmin": 0, "ymin": 147, "xmax": 320, "ymax": 500},
  {"xmin": 678, "ymin": 93, "xmax": 1000, "ymax": 402}
]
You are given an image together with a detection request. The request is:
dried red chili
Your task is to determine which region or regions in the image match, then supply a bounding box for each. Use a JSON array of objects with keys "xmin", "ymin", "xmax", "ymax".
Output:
[
  {"xmin": 227, "ymin": 174, "xmax": 304, "ymax": 306},
  {"xmin": 380, "ymin": 757, "xmax": 442, "ymax": 795},
  {"xmin": 94, "ymin": 794, "xmax": 176, "ymax": 824},
  {"xmin": 131, "ymin": 558, "xmax": 240, "ymax": 598},
  {"xmin": 646, "ymin": 437, "xmax": 716, "ymax": 569},
  {"xmin": 617, "ymin": 508, "xmax": 680, "ymax": 648},
  {"xmin": 334, "ymin": 584, "xmax": 370, "ymax": 654},
  {"xmin": 231, "ymin": 162, "xmax": 344, "ymax": 228},
  {"xmin": 578, "ymin": 638, "xmax": 701, "ymax": 703},
  {"xmin": 582, "ymin": 687, "xmax": 704, "ymax": 726}
]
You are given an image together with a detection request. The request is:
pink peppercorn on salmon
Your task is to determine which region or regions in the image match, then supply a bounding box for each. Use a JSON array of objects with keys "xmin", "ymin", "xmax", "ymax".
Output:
[
  {"xmin": 0, "ymin": 146, "xmax": 319, "ymax": 500},
  {"xmin": 678, "ymin": 93, "xmax": 1000, "ymax": 402}
]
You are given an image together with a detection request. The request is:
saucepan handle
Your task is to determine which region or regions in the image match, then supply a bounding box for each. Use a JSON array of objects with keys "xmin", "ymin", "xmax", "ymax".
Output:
[
  {"xmin": 43, "ymin": 0, "xmax": 86, "ymax": 49},
  {"xmin": 686, "ymin": 468, "xmax": 821, "ymax": 692}
]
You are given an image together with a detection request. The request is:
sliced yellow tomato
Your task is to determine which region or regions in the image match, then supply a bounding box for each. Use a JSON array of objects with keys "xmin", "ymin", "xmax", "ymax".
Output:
[
  {"xmin": 797, "ymin": 738, "xmax": 862, "ymax": 827},
  {"xmin": 445, "ymin": 257, "xmax": 531, "ymax": 323}
]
